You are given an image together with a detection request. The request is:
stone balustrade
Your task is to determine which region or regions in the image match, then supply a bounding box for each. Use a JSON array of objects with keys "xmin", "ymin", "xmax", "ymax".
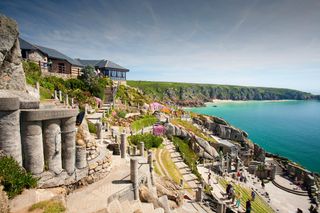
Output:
[{"xmin": 0, "ymin": 96, "xmax": 85, "ymax": 182}]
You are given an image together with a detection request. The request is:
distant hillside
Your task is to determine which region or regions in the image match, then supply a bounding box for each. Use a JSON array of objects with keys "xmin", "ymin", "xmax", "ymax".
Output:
[{"xmin": 127, "ymin": 81, "xmax": 316, "ymax": 106}]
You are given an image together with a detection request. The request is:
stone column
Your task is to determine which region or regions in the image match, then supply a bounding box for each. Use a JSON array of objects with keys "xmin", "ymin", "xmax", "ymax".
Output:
[
  {"xmin": 133, "ymin": 146, "xmax": 137, "ymax": 155},
  {"xmin": 43, "ymin": 119, "xmax": 62, "ymax": 174},
  {"xmin": 61, "ymin": 116, "xmax": 76, "ymax": 175},
  {"xmin": 195, "ymin": 186, "xmax": 203, "ymax": 202},
  {"xmin": 59, "ymin": 90, "xmax": 62, "ymax": 102},
  {"xmin": 148, "ymin": 150, "xmax": 155, "ymax": 185},
  {"xmin": 65, "ymin": 94, "xmax": 69, "ymax": 106},
  {"xmin": 0, "ymin": 99, "xmax": 22, "ymax": 165},
  {"xmin": 54, "ymin": 90, "xmax": 58, "ymax": 100},
  {"xmin": 71, "ymin": 98, "xmax": 74, "ymax": 107},
  {"xmin": 84, "ymin": 104, "xmax": 88, "ymax": 115},
  {"xmin": 96, "ymin": 122, "xmax": 102, "ymax": 139},
  {"xmin": 180, "ymin": 179, "xmax": 184, "ymax": 188},
  {"xmin": 76, "ymin": 145, "xmax": 87, "ymax": 169},
  {"xmin": 21, "ymin": 121, "xmax": 44, "ymax": 174},
  {"xmin": 216, "ymin": 203, "xmax": 226, "ymax": 213},
  {"xmin": 139, "ymin": 142, "xmax": 145, "ymax": 157},
  {"xmin": 105, "ymin": 122, "xmax": 109, "ymax": 132},
  {"xmin": 130, "ymin": 158, "xmax": 139, "ymax": 200},
  {"xmin": 120, "ymin": 133, "xmax": 126, "ymax": 159}
]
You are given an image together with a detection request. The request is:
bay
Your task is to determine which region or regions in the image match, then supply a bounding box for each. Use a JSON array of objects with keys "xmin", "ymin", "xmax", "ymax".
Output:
[{"xmin": 186, "ymin": 100, "xmax": 320, "ymax": 173}]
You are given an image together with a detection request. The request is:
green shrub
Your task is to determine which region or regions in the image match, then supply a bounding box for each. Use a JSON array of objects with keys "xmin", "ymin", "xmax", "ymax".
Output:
[
  {"xmin": 40, "ymin": 87, "xmax": 53, "ymax": 100},
  {"xmin": 23, "ymin": 61, "xmax": 41, "ymax": 85},
  {"xmin": 0, "ymin": 156, "xmax": 37, "ymax": 198},
  {"xmin": 128, "ymin": 133, "xmax": 163, "ymax": 149},
  {"xmin": 65, "ymin": 78, "xmax": 87, "ymax": 91},
  {"xmin": 117, "ymin": 111, "xmax": 127, "ymax": 118},
  {"xmin": 172, "ymin": 136, "xmax": 201, "ymax": 179},
  {"xmin": 87, "ymin": 120, "xmax": 97, "ymax": 133},
  {"xmin": 131, "ymin": 115, "xmax": 158, "ymax": 131}
]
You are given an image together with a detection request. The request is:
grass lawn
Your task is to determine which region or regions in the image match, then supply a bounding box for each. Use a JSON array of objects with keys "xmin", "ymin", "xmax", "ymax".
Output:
[
  {"xmin": 218, "ymin": 178, "xmax": 274, "ymax": 213},
  {"xmin": 29, "ymin": 199, "xmax": 65, "ymax": 213},
  {"xmin": 171, "ymin": 119, "xmax": 217, "ymax": 143},
  {"xmin": 161, "ymin": 149, "xmax": 182, "ymax": 184},
  {"xmin": 131, "ymin": 115, "xmax": 158, "ymax": 131}
]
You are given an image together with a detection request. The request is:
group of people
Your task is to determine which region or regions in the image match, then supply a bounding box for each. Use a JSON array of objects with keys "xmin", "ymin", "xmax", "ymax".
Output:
[{"xmin": 225, "ymin": 182, "xmax": 256, "ymax": 213}]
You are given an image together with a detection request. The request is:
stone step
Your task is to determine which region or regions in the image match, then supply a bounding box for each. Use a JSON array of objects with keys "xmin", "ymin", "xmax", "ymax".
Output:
[
  {"xmin": 140, "ymin": 202, "xmax": 155, "ymax": 213},
  {"xmin": 154, "ymin": 208, "xmax": 165, "ymax": 213},
  {"xmin": 130, "ymin": 200, "xmax": 143, "ymax": 212},
  {"xmin": 107, "ymin": 199, "xmax": 123, "ymax": 213},
  {"xmin": 120, "ymin": 200, "xmax": 131, "ymax": 212}
]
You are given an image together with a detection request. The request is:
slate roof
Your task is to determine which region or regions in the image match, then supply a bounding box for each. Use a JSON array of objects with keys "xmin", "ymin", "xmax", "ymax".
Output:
[
  {"xmin": 19, "ymin": 38, "xmax": 128, "ymax": 70},
  {"xmin": 19, "ymin": 38, "xmax": 83, "ymax": 67},
  {"xmin": 19, "ymin": 38, "xmax": 37, "ymax": 50},
  {"xmin": 77, "ymin": 59, "xmax": 129, "ymax": 71},
  {"xmin": 35, "ymin": 45, "xmax": 83, "ymax": 67}
]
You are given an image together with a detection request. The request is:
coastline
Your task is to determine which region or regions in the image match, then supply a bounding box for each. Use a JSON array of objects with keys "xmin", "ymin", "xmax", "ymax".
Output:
[
  {"xmin": 208, "ymin": 99, "xmax": 298, "ymax": 104},
  {"xmin": 186, "ymin": 100, "xmax": 320, "ymax": 174}
]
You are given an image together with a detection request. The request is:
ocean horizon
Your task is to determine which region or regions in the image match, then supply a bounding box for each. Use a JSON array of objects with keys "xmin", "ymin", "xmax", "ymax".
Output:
[{"xmin": 186, "ymin": 100, "xmax": 320, "ymax": 173}]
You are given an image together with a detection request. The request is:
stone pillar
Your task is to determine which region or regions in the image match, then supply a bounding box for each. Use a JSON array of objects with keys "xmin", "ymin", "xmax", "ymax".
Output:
[
  {"xmin": 130, "ymin": 158, "xmax": 139, "ymax": 200},
  {"xmin": 61, "ymin": 116, "xmax": 76, "ymax": 174},
  {"xmin": 216, "ymin": 203, "xmax": 226, "ymax": 213},
  {"xmin": 59, "ymin": 90, "xmax": 62, "ymax": 102},
  {"xmin": 148, "ymin": 150, "xmax": 155, "ymax": 185},
  {"xmin": 270, "ymin": 164, "xmax": 277, "ymax": 180},
  {"xmin": 84, "ymin": 104, "xmax": 88, "ymax": 115},
  {"xmin": 139, "ymin": 142, "xmax": 145, "ymax": 157},
  {"xmin": 180, "ymin": 179, "xmax": 184, "ymax": 188},
  {"xmin": 21, "ymin": 121, "xmax": 44, "ymax": 174},
  {"xmin": 76, "ymin": 146, "xmax": 87, "ymax": 169},
  {"xmin": 133, "ymin": 146, "xmax": 137, "ymax": 155},
  {"xmin": 96, "ymin": 122, "xmax": 102, "ymax": 139},
  {"xmin": 36, "ymin": 82, "xmax": 40, "ymax": 92},
  {"xmin": 120, "ymin": 133, "xmax": 126, "ymax": 159},
  {"xmin": 54, "ymin": 90, "xmax": 58, "ymax": 100},
  {"xmin": 0, "ymin": 99, "xmax": 22, "ymax": 165},
  {"xmin": 105, "ymin": 122, "xmax": 109, "ymax": 132},
  {"xmin": 65, "ymin": 94, "xmax": 69, "ymax": 106},
  {"xmin": 43, "ymin": 119, "xmax": 62, "ymax": 174},
  {"xmin": 195, "ymin": 186, "xmax": 203, "ymax": 202}
]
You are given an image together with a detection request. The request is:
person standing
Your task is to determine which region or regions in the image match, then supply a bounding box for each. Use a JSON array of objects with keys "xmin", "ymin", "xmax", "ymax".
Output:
[
  {"xmin": 235, "ymin": 191, "xmax": 242, "ymax": 209},
  {"xmin": 251, "ymin": 189, "xmax": 256, "ymax": 201},
  {"xmin": 246, "ymin": 200, "xmax": 251, "ymax": 213}
]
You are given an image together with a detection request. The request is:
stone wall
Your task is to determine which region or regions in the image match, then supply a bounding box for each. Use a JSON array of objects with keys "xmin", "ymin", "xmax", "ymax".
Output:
[{"xmin": 0, "ymin": 14, "xmax": 26, "ymax": 91}]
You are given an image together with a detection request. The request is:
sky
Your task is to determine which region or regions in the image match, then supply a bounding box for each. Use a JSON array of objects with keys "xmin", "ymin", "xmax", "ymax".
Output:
[{"xmin": 1, "ymin": 0, "xmax": 320, "ymax": 94}]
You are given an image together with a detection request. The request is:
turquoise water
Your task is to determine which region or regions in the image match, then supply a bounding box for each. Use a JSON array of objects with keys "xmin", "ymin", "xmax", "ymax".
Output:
[{"xmin": 187, "ymin": 100, "xmax": 320, "ymax": 173}]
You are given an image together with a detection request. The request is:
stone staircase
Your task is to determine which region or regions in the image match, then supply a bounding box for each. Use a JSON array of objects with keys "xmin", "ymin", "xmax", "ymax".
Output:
[{"xmin": 106, "ymin": 199, "xmax": 165, "ymax": 213}]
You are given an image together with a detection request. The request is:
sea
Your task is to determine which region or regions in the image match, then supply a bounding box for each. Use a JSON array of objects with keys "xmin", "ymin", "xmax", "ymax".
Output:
[{"xmin": 186, "ymin": 100, "xmax": 320, "ymax": 173}]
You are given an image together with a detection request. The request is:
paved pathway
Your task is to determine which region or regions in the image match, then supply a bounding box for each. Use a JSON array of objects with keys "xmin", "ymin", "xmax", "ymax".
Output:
[
  {"xmin": 163, "ymin": 139, "xmax": 200, "ymax": 190},
  {"xmin": 66, "ymin": 155, "xmax": 149, "ymax": 213}
]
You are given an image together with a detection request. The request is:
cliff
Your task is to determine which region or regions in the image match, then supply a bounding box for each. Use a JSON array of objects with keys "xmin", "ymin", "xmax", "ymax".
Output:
[{"xmin": 128, "ymin": 81, "xmax": 316, "ymax": 106}]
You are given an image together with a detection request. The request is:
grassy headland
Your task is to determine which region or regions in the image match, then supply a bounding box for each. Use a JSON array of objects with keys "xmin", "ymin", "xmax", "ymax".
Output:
[{"xmin": 128, "ymin": 80, "xmax": 316, "ymax": 106}]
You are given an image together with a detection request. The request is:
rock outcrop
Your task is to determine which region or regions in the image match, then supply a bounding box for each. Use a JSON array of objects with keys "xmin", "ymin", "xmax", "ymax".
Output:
[
  {"xmin": 165, "ymin": 123, "xmax": 219, "ymax": 159},
  {"xmin": 0, "ymin": 14, "xmax": 26, "ymax": 91},
  {"xmin": 0, "ymin": 185, "xmax": 9, "ymax": 213}
]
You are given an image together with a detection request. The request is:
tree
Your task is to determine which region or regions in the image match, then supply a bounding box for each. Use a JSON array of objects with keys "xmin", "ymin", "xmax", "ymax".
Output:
[{"xmin": 80, "ymin": 65, "xmax": 96, "ymax": 86}]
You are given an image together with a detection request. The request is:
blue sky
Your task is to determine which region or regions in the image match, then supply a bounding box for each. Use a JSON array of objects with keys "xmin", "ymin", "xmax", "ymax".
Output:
[{"xmin": 1, "ymin": 0, "xmax": 320, "ymax": 94}]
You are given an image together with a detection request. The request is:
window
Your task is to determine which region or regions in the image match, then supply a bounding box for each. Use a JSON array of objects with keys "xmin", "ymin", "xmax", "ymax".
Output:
[{"xmin": 58, "ymin": 63, "xmax": 65, "ymax": 73}]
